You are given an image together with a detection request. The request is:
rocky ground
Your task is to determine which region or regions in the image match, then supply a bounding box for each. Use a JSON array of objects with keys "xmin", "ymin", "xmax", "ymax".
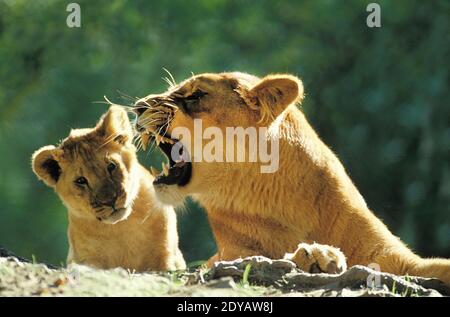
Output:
[{"xmin": 1, "ymin": 247, "xmax": 449, "ymax": 297}]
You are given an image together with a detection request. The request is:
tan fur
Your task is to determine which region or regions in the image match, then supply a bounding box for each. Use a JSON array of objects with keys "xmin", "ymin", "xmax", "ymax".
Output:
[
  {"xmin": 136, "ymin": 72, "xmax": 450, "ymax": 284},
  {"xmin": 32, "ymin": 106, "xmax": 185, "ymax": 271}
]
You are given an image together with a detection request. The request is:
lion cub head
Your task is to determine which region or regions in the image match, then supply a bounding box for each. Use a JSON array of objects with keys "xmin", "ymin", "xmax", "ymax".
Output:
[
  {"xmin": 32, "ymin": 106, "xmax": 140, "ymax": 224},
  {"xmin": 132, "ymin": 72, "xmax": 303, "ymax": 206}
]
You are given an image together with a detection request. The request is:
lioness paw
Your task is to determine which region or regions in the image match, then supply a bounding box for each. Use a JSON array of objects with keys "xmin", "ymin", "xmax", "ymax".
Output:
[{"xmin": 284, "ymin": 243, "xmax": 347, "ymax": 274}]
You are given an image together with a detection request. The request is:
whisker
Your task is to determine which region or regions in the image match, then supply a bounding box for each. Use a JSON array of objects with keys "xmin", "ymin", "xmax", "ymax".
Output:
[
  {"xmin": 103, "ymin": 95, "xmax": 115, "ymax": 105},
  {"xmin": 119, "ymin": 96, "xmax": 137, "ymax": 105},
  {"xmin": 136, "ymin": 100, "xmax": 153, "ymax": 109},
  {"xmin": 92, "ymin": 101, "xmax": 111, "ymax": 105},
  {"xmin": 139, "ymin": 114, "xmax": 167, "ymax": 124},
  {"xmin": 147, "ymin": 145, "xmax": 158, "ymax": 158},
  {"xmin": 133, "ymin": 138, "xmax": 139, "ymax": 150},
  {"xmin": 149, "ymin": 122, "xmax": 170, "ymax": 153},
  {"xmin": 157, "ymin": 114, "xmax": 173, "ymax": 134},
  {"xmin": 100, "ymin": 96, "xmax": 135, "ymax": 111},
  {"xmin": 92, "ymin": 100, "xmax": 134, "ymax": 114},
  {"xmin": 156, "ymin": 120, "xmax": 171, "ymax": 137},
  {"xmin": 162, "ymin": 102, "xmax": 179, "ymax": 109},
  {"xmin": 138, "ymin": 116, "xmax": 166, "ymax": 126},
  {"xmin": 162, "ymin": 67, "xmax": 177, "ymax": 87},
  {"xmin": 117, "ymin": 90, "xmax": 139, "ymax": 102},
  {"xmin": 163, "ymin": 76, "xmax": 175, "ymax": 89},
  {"xmin": 147, "ymin": 105, "xmax": 171, "ymax": 113},
  {"xmin": 137, "ymin": 138, "xmax": 143, "ymax": 152},
  {"xmin": 97, "ymin": 131, "xmax": 123, "ymax": 149}
]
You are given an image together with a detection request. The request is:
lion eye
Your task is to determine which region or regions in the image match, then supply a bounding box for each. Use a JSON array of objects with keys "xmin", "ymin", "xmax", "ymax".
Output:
[
  {"xmin": 75, "ymin": 177, "xmax": 88, "ymax": 185},
  {"xmin": 185, "ymin": 90, "xmax": 208, "ymax": 101},
  {"xmin": 181, "ymin": 90, "xmax": 208, "ymax": 114},
  {"xmin": 107, "ymin": 162, "xmax": 116, "ymax": 173}
]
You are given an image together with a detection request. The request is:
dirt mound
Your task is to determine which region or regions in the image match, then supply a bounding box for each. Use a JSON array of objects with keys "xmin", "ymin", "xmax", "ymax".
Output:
[{"xmin": 1, "ymin": 248, "xmax": 448, "ymax": 297}]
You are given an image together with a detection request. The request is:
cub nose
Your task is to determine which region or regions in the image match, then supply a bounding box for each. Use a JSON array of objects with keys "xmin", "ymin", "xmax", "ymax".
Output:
[
  {"xmin": 93, "ymin": 186, "xmax": 117, "ymax": 207},
  {"xmin": 94, "ymin": 196, "xmax": 117, "ymax": 207}
]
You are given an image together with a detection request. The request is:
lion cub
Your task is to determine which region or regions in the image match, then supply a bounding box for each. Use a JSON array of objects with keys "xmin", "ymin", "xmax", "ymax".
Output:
[{"xmin": 32, "ymin": 106, "xmax": 185, "ymax": 272}]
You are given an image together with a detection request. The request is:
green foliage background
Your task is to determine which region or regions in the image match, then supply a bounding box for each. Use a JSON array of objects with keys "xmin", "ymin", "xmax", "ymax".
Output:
[{"xmin": 0, "ymin": 0, "xmax": 449, "ymax": 265}]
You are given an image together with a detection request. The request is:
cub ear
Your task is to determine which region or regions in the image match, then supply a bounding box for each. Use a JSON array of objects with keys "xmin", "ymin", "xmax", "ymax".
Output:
[
  {"xmin": 97, "ymin": 105, "xmax": 133, "ymax": 145},
  {"xmin": 247, "ymin": 74, "xmax": 304, "ymax": 123},
  {"xmin": 32, "ymin": 145, "xmax": 62, "ymax": 187}
]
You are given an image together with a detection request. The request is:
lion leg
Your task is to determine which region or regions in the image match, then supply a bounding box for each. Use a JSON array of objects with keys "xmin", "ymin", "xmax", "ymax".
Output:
[
  {"xmin": 344, "ymin": 232, "xmax": 450, "ymax": 286},
  {"xmin": 205, "ymin": 253, "xmax": 220, "ymax": 268},
  {"xmin": 174, "ymin": 249, "xmax": 187, "ymax": 270},
  {"xmin": 284, "ymin": 242, "xmax": 347, "ymax": 274},
  {"xmin": 371, "ymin": 249, "xmax": 450, "ymax": 286},
  {"xmin": 411, "ymin": 258, "xmax": 450, "ymax": 285}
]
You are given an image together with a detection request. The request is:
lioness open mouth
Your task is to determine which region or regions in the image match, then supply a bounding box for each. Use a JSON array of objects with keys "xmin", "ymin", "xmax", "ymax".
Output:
[{"xmin": 141, "ymin": 132, "xmax": 192, "ymax": 186}]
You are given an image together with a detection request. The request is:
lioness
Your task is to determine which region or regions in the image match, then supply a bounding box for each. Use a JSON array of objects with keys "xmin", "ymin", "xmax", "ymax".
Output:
[
  {"xmin": 32, "ymin": 106, "xmax": 185, "ymax": 271},
  {"xmin": 133, "ymin": 72, "xmax": 450, "ymax": 284}
]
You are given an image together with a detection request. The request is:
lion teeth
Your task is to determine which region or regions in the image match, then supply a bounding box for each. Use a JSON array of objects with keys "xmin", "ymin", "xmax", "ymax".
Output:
[
  {"xmin": 141, "ymin": 133, "xmax": 150, "ymax": 151},
  {"xmin": 161, "ymin": 136, "xmax": 174, "ymax": 144},
  {"xmin": 162, "ymin": 162, "xmax": 169, "ymax": 176},
  {"xmin": 150, "ymin": 166, "xmax": 160, "ymax": 177},
  {"xmin": 154, "ymin": 134, "xmax": 174, "ymax": 146}
]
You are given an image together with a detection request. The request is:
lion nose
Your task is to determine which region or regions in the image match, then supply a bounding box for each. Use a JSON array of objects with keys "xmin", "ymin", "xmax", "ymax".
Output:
[{"xmin": 134, "ymin": 105, "xmax": 147, "ymax": 116}]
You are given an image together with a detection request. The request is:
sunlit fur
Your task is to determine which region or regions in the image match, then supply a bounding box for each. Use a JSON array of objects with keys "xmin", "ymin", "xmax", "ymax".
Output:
[
  {"xmin": 136, "ymin": 72, "xmax": 450, "ymax": 283},
  {"xmin": 32, "ymin": 106, "xmax": 185, "ymax": 271}
]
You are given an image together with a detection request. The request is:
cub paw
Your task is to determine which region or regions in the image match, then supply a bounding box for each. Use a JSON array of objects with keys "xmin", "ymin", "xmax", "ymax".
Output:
[{"xmin": 284, "ymin": 242, "xmax": 347, "ymax": 274}]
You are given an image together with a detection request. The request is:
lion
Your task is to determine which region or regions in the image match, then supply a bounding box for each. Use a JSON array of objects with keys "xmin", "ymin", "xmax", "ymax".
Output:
[
  {"xmin": 132, "ymin": 72, "xmax": 450, "ymax": 285},
  {"xmin": 32, "ymin": 106, "xmax": 186, "ymax": 272}
]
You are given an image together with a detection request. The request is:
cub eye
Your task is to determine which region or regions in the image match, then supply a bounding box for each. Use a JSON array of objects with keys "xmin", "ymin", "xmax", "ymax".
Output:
[
  {"xmin": 75, "ymin": 177, "xmax": 88, "ymax": 186},
  {"xmin": 107, "ymin": 162, "xmax": 116, "ymax": 173}
]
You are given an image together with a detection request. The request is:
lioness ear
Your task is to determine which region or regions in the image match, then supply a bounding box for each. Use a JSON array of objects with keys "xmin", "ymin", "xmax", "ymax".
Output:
[
  {"xmin": 32, "ymin": 145, "xmax": 62, "ymax": 187},
  {"xmin": 248, "ymin": 74, "xmax": 304, "ymax": 122},
  {"xmin": 97, "ymin": 105, "xmax": 133, "ymax": 145}
]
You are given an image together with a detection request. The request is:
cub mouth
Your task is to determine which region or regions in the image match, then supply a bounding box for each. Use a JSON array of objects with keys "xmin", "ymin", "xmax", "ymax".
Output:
[
  {"xmin": 96, "ymin": 206, "xmax": 130, "ymax": 224},
  {"xmin": 141, "ymin": 133, "xmax": 192, "ymax": 186}
]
